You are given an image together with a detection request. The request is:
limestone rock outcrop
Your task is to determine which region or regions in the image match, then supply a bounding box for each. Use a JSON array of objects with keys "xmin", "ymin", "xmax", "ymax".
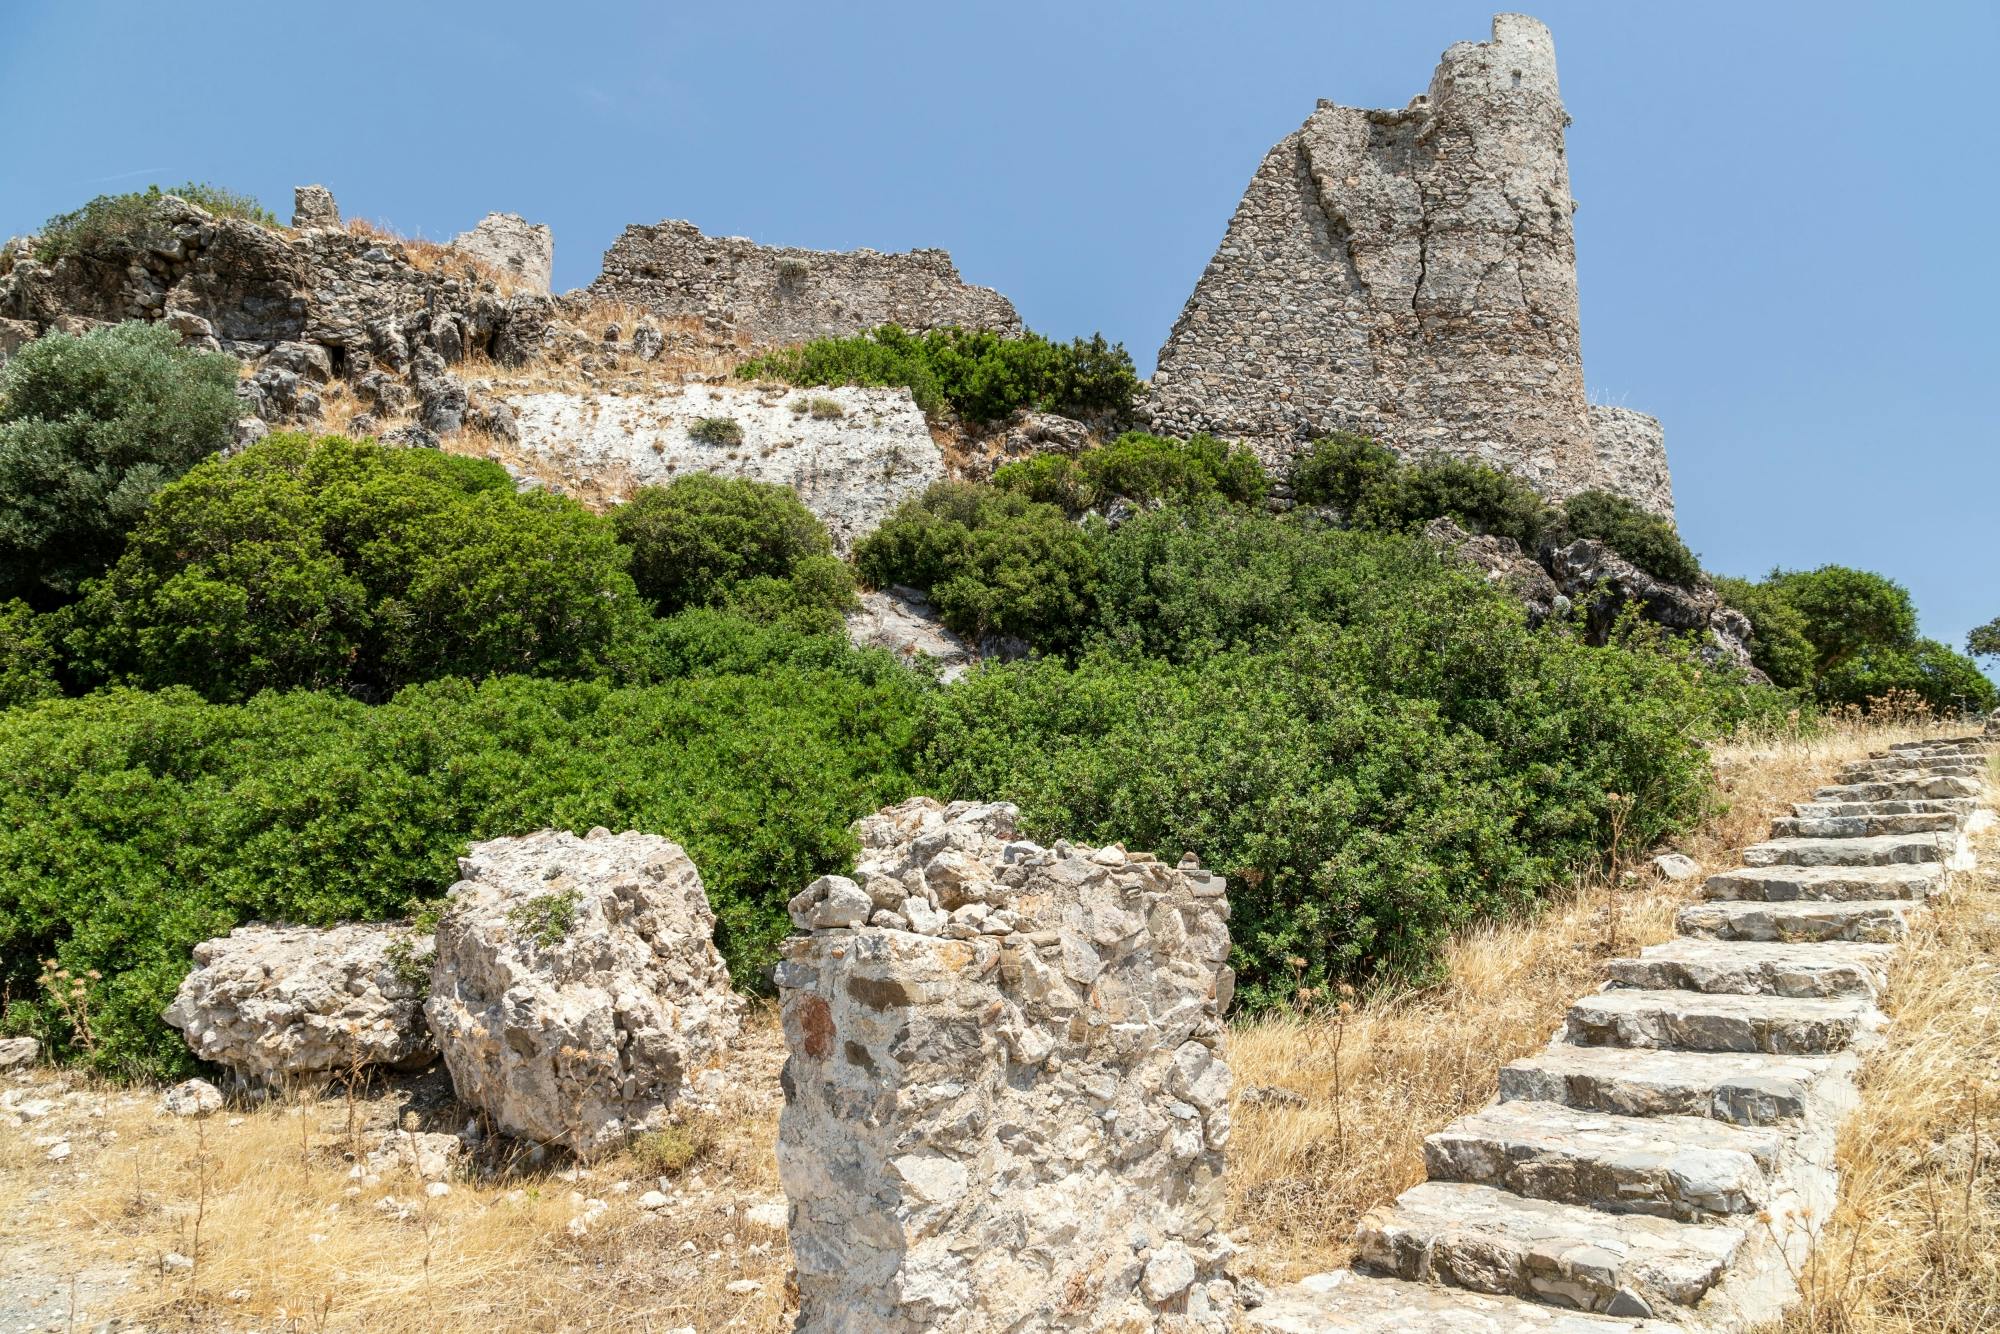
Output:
[
  {"xmin": 586, "ymin": 218, "xmax": 1020, "ymax": 349},
  {"xmin": 1546, "ymin": 537, "xmax": 1757, "ymax": 676},
  {"xmin": 450, "ymin": 212, "xmax": 554, "ymax": 295},
  {"xmin": 163, "ymin": 923, "xmax": 436, "ymax": 1080},
  {"xmin": 1151, "ymin": 15, "xmax": 1674, "ymax": 518},
  {"xmin": 776, "ymin": 797, "xmax": 1239, "ymax": 1331},
  {"xmin": 1423, "ymin": 517, "xmax": 1565, "ymax": 625},
  {"xmin": 424, "ymin": 828, "xmax": 742, "ymax": 1157},
  {"xmin": 491, "ymin": 382, "xmax": 943, "ymax": 551}
]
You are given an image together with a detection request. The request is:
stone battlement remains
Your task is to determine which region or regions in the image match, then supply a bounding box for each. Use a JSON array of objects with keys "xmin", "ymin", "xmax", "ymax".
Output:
[
  {"xmin": 586, "ymin": 219, "xmax": 1021, "ymax": 349},
  {"xmin": 1150, "ymin": 14, "xmax": 1676, "ymax": 518},
  {"xmin": 775, "ymin": 797, "xmax": 1239, "ymax": 1330}
]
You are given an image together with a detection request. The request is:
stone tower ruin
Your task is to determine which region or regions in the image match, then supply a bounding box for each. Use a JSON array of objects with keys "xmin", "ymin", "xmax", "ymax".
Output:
[{"xmin": 1150, "ymin": 14, "xmax": 1674, "ymax": 518}]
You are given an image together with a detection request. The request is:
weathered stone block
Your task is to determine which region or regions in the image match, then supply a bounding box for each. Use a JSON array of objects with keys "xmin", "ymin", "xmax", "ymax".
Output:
[
  {"xmin": 776, "ymin": 797, "xmax": 1238, "ymax": 1330},
  {"xmin": 424, "ymin": 828, "xmax": 742, "ymax": 1156}
]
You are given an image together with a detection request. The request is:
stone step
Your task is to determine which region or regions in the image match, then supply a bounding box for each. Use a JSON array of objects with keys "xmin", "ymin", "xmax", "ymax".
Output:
[
  {"xmin": 1499, "ymin": 1045, "xmax": 1839, "ymax": 1125},
  {"xmin": 1790, "ymin": 798, "xmax": 1975, "ymax": 820},
  {"xmin": 1677, "ymin": 898, "xmax": 1914, "ymax": 944},
  {"xmin": 1605, "ymin": 939, "xmax": 1893, "ymax": 999},
  {"xmin": 1423, "ymin": 1100, "xmax": 1781, "ymax": 1221},
  {"xmin": 1564, "ymin": 989, "xmax": 1878, "ymax": 1055},
  {"xmin": 1768, "ymin": 811, "xmax": 1960, "ymax": 839},
  {"xmin": 1354, "ymin": 1180, "xmax": 1745, "ymax": 1319},
  {"xmin": 1740, "ymin": 832, "xmax": 1953, "ymax": 868},
  {"xmin": 1813, "ymin": 776, "xmax": 1982, "ymax": 803},
  {"xmin": 1838, "ymin": 758, "xmax": 1985, "ymax": 779},
  {"xmin": 1702, "ymin": 863, "xmax": 1942, "ymax": 903},
  {"xmin": 1245, "ymin": 1270, "xmax": 1679, "ymax": 1332},
  {"xmin": 1884, "ymin": 739, "xmax": 1987, "ymax": 757}
]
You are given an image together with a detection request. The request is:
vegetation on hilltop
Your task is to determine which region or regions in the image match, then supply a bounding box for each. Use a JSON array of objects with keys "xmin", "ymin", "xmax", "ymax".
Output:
[
  {"xmin": 0, "ymin": 322, "xmax": 238, "ymax": 606},
  {"xmin": 736, "ymin": 324, "xmax": 1143, "ymax": 428},
  {"xmin": 33, "ymin": 182, "xmax": 279, "ymax": 262}
]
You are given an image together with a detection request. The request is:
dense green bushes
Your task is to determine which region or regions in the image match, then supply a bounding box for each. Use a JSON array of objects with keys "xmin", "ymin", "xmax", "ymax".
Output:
[
  {"xmin": 1716, "ymin": 565, "xmax": 1995, "ymax": 713},
  {"xmin": 1286, "ymin": 435, "xmax": 1702, "ymax": 583},
  {"xmin": 62, "ymin": 434, "xmax": 645, "ymax": 702},
  {"xmin": 993, "ymin": 431, "xmax": 1267, "ymax": 514},
  {"xmin": 737, "ymin": 325, "xmax": 1143, "ymax": 427},
  {"xmin": 613, "ymin": 475, "xmax": 854, "ymax": 632},
  {"xmin": 855, "ymin": 482, "xmax": 1101, "ymax": 648},
  {"xmin": 919, "ymin": 576, "xmax": 1722, "ymax": 998},
  {"xmin": 0, "ymin": 323, "xmax": 239, "ymax": 605},
  {"xmin": 0, "ymin": 665, "xmax": 921, "ymax": 1077},
  {"xmin": 1559, "ymin": 490, "xmax": 1702, "ymax": 586},
  {"xmin": 33, "ymin": 183, "xmax": 278, "ymax": 263}
]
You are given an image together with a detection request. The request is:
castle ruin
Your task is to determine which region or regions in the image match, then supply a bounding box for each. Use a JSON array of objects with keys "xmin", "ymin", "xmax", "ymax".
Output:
[
  {"xmin": 1149, "ymin": 14, "xmax": 1675, "ymax": 518},
  {"xmin": 587, "ymin": 219, "xmax": 1021, "ymax": 350}
]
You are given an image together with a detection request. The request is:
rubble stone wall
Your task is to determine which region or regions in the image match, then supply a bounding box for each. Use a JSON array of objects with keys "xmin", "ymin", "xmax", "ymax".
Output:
[
  {"xmin": 775, "ymin": 798, "xmax": 1239, "ymax": 1331},
  {"xmin": 586, "ymin": 219, "xmax": 1021, "ymax": 349},
  {"xmin": 1150, "ymin": 15, "xmax": 1673, "ymax": 517}
]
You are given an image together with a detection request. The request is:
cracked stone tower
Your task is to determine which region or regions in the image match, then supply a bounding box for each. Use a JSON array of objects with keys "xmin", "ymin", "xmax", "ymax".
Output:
[{"xmin": 1150, "ymin": 14, "xmax": 1674, "ymax": 517}]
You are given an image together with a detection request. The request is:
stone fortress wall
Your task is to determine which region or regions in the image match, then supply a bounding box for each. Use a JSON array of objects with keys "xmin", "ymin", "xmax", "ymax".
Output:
[
  {"xmin": 585, "ymin": 219, "xmax": 1021, "ymax": 349},
  {"xmin": 1149, "ymin": 14, "xmax": 1676, "ymax": 519}
]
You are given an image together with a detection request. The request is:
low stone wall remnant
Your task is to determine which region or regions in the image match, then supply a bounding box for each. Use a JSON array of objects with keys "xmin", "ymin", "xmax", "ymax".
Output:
[{"xmin": 775, "ymin": 797, "xmax": 1239, "ymax": 1331}]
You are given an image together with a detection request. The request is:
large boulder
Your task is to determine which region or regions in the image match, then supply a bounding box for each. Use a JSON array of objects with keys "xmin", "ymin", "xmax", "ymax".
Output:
[
  {"xmin": 424, "ymin": 828, "xmax": 743, "ymax": 1156},
  {"xmin": 163, "ymin": 922, "xmax": 436, "ymax": 1080},
  {"xmin": 1546, "ymin": 538, "xmax": 1759, "ymax": 677}
]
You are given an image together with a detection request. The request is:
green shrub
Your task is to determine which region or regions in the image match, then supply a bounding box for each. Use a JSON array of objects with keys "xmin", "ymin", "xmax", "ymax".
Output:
[
  {"xmin": 738, "ymin": 325, "xmax": 1142, "ymax": 427},
  {"xmin": 62, "ymin": 433, "xmax": 644, "ymax": 702},
  {"xmin": 0, "ymin": 600, "xmax": 59, "ymax": 709},
  {"xmin": 1969, "ymin": 617, "xmax": 2000, "ymax": 662},
  {"xmin": 854, "ymin": 482, "xmax": 1100, "ymax": 648},
  {"xmin": 34, "ymin": 183, "xmax": 279, "ymax": 262},
  {"xmin": 918, "ymin": 601, "xmax": 1720, "ymax": 1000},
  {"xmin": 0, "ymin": 322, "xmax": 239, "ymax": 605},
  {"xmin": 791, "ymin": 396, "xmax": 845, "ymax": 420},
  {"xmin": 611, "ymin": 474, "xmax": 849, "ymax": 626},
  {"xmin": 1288, "ymin": 436, "xmax": 1549, "ymax": 547},
  {"xmin": 1559, "ymin": 490, "xmax": 1701, "ymax": 586},
  {"xmin": 1816, "ymin": 639, "xmax": 1997, "ymax": 716},
  {"xmin": 994, "ymin": 431, "xmax": 1267, "ymax": 515},
  {"xmin": 1288, "ymin": 433, "xmax": 1401, "ymax": 512},
  {"xmin": 688, "ymin": 416, "xmax": 744, "ymax": 446},
  {"xmin": 0, "ymin": 668, "xmax": 921, "ymax": 1076},
  {"xmin": 1713, "ymin": 575, "xmax": 1816, "ymax": 690}
]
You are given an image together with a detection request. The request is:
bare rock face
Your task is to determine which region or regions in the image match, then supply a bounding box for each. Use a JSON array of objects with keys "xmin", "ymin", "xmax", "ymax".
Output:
[
  {"xmin": 450, "ymin": 212, "xmax": 554, "ymax": 295},
  {"xmin": 586, "ymin": 218, "xmax": 1020, "ymax": 349},
  {"xmin": 162, "ymin": 923, "xmax": 436, "ymax": 1080},
  {"xmin": 1423, "ymin": 517, "xmax": 1565, "ymax": 624},
  {"xmin": 424, "ymin": 828, "xmax": 743, "ymax": 1157},
  {"xmin": 776, "ymin": 797, "xmax": 1239, "ymax": 1331},
  {"xmin": 1588, "ymin": 405, "xmax": 1676, "ymax": 521},
  {"xmin": 494, "ymin": 383, "xmax": 942, "ymax": 551},
  {"xmin": 1547, "ymin": 538, "xmax": 1758, "ymax": 677},
  {"xmin": 0, "ymin": 1037, "xmax": 37, "ymax": 1071}
]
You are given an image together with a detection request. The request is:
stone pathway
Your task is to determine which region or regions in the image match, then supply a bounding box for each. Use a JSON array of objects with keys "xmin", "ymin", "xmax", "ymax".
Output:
[{"xmin": 1248, "ymin": 733, "xmax": 1994, "ymax": 1331}]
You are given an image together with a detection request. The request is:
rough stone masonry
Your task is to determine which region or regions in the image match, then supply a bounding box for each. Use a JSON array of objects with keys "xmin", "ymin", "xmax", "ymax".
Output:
[
  {"xmin": 775, "ymin": 798, "xmax": 1239, "ymax": 1331},
  {"xmin": 587, "ymin": 219, "xmax": 1021, "ymax": 350},
  {"xmin": 1150, "ymin": 14, "xmax": 1676, "ymax": 519}
]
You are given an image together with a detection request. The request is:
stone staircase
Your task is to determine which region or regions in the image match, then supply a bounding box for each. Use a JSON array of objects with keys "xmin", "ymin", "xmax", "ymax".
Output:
[{"xmin": 1248, "ymin": 734, "xmax": 1994, "ymax": 1332}]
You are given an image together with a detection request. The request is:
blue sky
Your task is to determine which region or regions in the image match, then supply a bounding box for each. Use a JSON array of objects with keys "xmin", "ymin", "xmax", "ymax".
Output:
[{"xmin": 3, "ymin": 1, "xmax": 1994, "ymax": 669}]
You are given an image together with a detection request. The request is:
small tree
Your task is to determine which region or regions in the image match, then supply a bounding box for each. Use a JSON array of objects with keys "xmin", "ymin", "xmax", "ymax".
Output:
[
  {"xmin": 0, "ymin": 322, "xmax": 239, "ymax": 606},
  {"xmin": 1968, "ymin": 617, "xmax": 2000, "ymax": 662},
  {"xmin": 612, "ymin": 474, "xmax": 842, "ymax": 615}
]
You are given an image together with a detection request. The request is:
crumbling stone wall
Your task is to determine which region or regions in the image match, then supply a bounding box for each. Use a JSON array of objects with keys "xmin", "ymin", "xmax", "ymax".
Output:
[
  {"xmin": 776, "ymin": 798, "xmax": 1239, "ymax": 1331},
  {"xmin": 1151, "ymin": 15, "xmax": 1673, "ymax": 516},
  {"xmin": 586, "ymin": 219, "xmax": 1021, "ymax": 349},
  {"xmin": 451, "ymin": 212, "xmax": 554, "ymax": 295},
  {"xmin": 1587, "ymin": 404, "xmax": 1675, "ymax": 520}
]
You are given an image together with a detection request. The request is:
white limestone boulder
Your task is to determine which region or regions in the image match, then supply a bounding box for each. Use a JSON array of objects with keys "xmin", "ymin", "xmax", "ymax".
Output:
[
  {"xmin": 424, "ymin": 828, "xmax": 742, "ymax": 1156},
  {"xmin": 163, "ymin": 922, "xmax": 436, "ymax": 1080}
]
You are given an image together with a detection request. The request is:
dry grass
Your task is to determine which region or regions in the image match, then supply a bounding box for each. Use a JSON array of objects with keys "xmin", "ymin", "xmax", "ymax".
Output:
[
  {"xmin": 1775, "ymin": 757, "xmax": 2000, "ymax": 1332},
  {"xmin": 1224, "ymin": 715, "xmax": 1972, "ymax": 1283},
  {"xmin": 342, "ymin": 218, "xmax": 527, "ymax": 297},
  {"xmin": 0, "ymin": 1011, "xmax": 792, "ymax": 1332}
]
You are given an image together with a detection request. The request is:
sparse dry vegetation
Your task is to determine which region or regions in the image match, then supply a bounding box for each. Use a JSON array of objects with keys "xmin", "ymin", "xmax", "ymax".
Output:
[{"xmin": 342, "ymin": 218, "xmax": 526, "ymax": 296}]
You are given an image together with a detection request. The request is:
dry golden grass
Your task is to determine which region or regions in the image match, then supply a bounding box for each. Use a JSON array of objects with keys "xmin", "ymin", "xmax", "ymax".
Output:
[
  {"xmin": 342, "ymin": 218, "xmax": 527, "ymax": 297},
  {"xmin": 1775, "ymin": 758, "xmax": 2000, "ymax": 1332},
  {"xmin": 0, "ymin": 1011, "xmax": 792, "ymax": 1332},
  {"xmin": 1224, "ymin": 715, "xmax": 1973, "ymax": 1284}
]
